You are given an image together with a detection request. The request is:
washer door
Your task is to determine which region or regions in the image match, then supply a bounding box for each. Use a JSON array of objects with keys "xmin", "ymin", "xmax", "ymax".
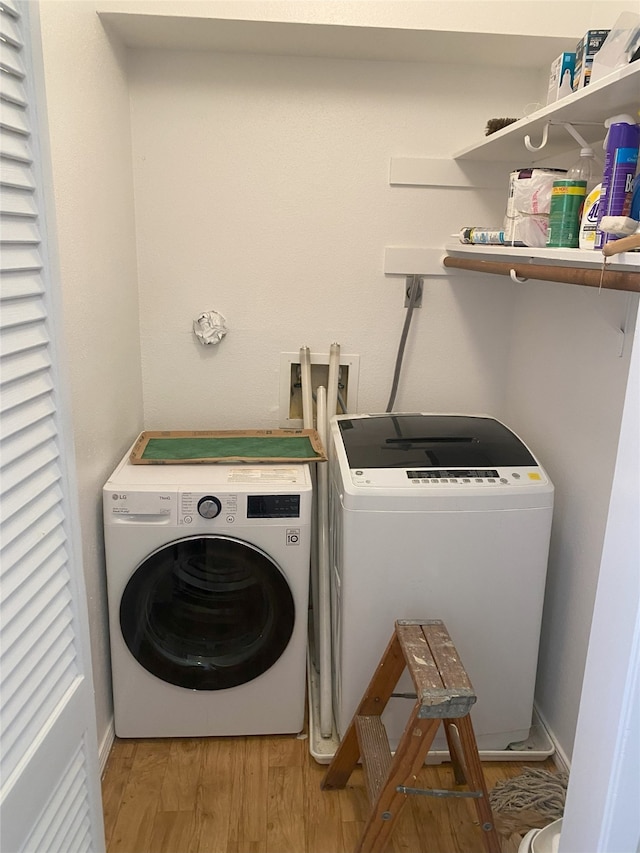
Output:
[{"xmin": 120, "ymin": 535, "xmax": 295, "ymax": 690}]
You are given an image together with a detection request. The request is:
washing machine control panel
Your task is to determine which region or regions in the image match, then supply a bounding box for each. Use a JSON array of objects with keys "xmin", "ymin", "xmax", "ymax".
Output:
[
  {"xmin": 347, "ymin": 466, "xmax": 549, "ymax": 489},
  {"xmin": 179, "ymin": 491, "xmax": 238, "ymax": 525},
  {"xmin": 178, "ymin": 490, "xmax": 303, "ymax": 525}
]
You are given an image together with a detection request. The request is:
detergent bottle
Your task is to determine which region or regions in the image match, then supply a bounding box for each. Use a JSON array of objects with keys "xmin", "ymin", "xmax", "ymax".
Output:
[{"xmin": 595, "ymin": 114, "xmax": 640, "ymax": 248}]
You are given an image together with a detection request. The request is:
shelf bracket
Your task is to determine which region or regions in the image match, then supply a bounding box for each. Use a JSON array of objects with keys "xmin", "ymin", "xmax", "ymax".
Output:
[{"xmin": 523, "ymin": 120, "xmax": 603, "ymax": 154}]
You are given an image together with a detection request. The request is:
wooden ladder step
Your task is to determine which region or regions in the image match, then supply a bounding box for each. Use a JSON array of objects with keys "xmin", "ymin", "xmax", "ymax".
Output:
[
  {"xmin": 354, "ymin": 715, "xmax": 393, "ymax": 804},
  {"xmin": 396, "ymin": 621, "xmax": 477, "ymax": 718}
]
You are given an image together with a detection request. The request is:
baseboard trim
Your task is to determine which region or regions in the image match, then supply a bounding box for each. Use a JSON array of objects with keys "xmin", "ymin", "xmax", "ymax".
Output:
[
  {"xmin": 533, "ymin": 703, "xmax": 571, "ymax": 774},
  {"xmin": 99, "ymin": 717, "xmax": 116, "ymax": 778}
]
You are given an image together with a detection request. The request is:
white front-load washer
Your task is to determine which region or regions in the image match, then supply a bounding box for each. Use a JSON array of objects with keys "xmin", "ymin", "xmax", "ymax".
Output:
[
  {"xmin": 330, "ymin": 413, "xmax": 554, "ymax": 753},
  {"xmin": 103, "ymin": 448, "xmax": 312, "ymax": 738}
]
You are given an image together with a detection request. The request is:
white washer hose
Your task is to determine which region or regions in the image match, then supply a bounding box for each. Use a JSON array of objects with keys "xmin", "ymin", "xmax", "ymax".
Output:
[{"xmin": 316, "ymin": 385, "xmax": 333, "ymax": 738}]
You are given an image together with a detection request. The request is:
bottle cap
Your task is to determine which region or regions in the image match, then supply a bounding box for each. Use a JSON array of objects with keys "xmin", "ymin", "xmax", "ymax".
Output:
[{"xmin": 604, "ymin": 114, "xmax": 636, "ymax": 128}]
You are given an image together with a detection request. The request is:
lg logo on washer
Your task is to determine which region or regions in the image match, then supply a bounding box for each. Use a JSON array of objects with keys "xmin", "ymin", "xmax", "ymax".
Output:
[{"xmin": 286, "ymin": 528, "xmax": 301, "ymax": 545}]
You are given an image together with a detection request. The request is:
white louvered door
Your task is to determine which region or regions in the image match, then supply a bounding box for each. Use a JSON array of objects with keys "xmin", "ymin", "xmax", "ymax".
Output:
[{"xmin": 0, "ymin": 2, "xmax": 105, "ymax": 851}]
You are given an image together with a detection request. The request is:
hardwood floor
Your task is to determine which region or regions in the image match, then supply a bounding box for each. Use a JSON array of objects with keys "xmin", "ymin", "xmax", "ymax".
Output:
[{"xmin": 102, "ymin": 731, "xmax": 555, "ymax": 853}]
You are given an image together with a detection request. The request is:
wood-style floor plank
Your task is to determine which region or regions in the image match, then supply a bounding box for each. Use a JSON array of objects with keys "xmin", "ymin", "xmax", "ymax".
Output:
[
  {"xmin": 160, "ymin": 739, "xmax": 205, "ymax": 812},
  {"xmin": 101, "ymin": 742, "xmax": 137, "ymax": 844},
  {"xmin": 305, "ymin": 751, "xmax": 345, "ymax": 853},
  {"xmin": 227, "ymin": 737, "xmax": 269, "ymax": 853},
  {"xmin": 103, "ymin": 733, "xmax": 557, "ymax": 853},
  {"xmin": 266, "ymin": 765, "xmax": 305, "ymax": 853},
  {"xmin": 107, "ymin": 741, "xmax": 170, "ymax": 853},
  {"xmin": 149, "ymin": 811, "xmax": 198, "ymax": 853},
  {"xmin": 195, "ymin": 738, "xmax": 234, "ymax": 853}
]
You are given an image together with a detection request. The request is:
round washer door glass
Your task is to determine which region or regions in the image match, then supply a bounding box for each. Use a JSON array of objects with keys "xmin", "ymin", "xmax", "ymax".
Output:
[{"xmin": 120, "ymin": 535, "xmax": 295, "ymax": 690}]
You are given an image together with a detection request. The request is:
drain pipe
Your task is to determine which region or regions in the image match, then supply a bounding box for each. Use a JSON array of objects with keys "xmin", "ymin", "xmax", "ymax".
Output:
[
  {"xmin": 319, "ymin": 343, "xmax": 340, "ymax": 737},
  {"xmin": 316, "ymin": 385, "xmax": 333, "ymax": 737},
  {"xmin": 300, "ymin": 346, "xmax": 313, "ymax": 429},
  {"xmin": 326, "ymin": 342, "xmax": 340, "ymax": 428},
  {"xmin": 299, "ymin": 346, "xmax": 320, "ymax": 669}
]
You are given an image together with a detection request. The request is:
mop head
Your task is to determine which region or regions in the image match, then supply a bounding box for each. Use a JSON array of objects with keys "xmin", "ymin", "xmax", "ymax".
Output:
[{"xmin": 489, "ymin": 767, "xmax": 568, "ymax": 841}]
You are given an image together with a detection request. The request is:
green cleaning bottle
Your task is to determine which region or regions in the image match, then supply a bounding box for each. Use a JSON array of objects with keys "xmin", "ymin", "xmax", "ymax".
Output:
[{"xmin": 546, "ymin": 148, "xmax": 598, "ymax": 248}]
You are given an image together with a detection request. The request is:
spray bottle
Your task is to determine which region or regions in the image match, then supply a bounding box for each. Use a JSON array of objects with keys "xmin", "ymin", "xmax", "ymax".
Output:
[
  {"xmin": 569, "ymin": 147, "xmax": 599, "ymax": 250},
  {"xmin": 595, "ymin": 114, "xmax": 640, "ymax": 249}
]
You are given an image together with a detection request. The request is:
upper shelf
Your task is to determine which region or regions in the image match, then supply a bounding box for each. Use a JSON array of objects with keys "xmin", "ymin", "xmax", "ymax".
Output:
[
  {"xmin": 454, "ymin": 63, "xmax": 640, "ymax": 163},
  {"xmin": 99, "ymin": 9, "xmax": 575, "ymax": 69}
]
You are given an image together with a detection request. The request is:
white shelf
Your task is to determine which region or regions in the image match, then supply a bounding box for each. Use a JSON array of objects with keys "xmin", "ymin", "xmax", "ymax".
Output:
[
  {"xmin": 384, "ymin": 244, "xmax": 640, "ymax": 275},
  {"xmin": 386, "ymin": 64, "xmax": 640, "ymax": 282},
  {"xmin": 444, "ymin": 242, "xmax": 640, "ymax": 272},
  {"xmin": 99, "ymin": 9, "xmax": 573, "ymax": 68},
  {"xmin": 453, "ymin": 63, "xmax": 640, "ymax": 163}
]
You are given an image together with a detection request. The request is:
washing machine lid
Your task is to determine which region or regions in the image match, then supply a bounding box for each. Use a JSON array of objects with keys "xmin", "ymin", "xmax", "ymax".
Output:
[
  {"xmin": 336, "ymin": 414, "xmax": 535, "ymax": 469},
  {"xmin": 331, "ymin": 414, "xmax": 553, "ymax": 508}
]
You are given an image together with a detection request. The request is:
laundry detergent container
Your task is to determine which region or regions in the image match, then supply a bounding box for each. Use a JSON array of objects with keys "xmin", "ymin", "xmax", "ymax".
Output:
[{"xmin": 518, "ymin": 819, "xmax": 563, "ymax": 853}]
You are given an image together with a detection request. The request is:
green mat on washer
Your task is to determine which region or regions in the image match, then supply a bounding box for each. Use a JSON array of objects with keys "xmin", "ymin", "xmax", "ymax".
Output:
[
  {"xmin": 129, "ymin": 430, "xmax": 327, "ymax": 464},
  {"xmin": 141, "ymin": 436, "xmax": 320, "ymax": 461}
]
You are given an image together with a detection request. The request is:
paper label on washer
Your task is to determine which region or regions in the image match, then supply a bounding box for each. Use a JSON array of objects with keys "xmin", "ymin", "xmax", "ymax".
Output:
[{"xmin": 227, "ymin": 468, "xmax": 300, "ymax": 483}]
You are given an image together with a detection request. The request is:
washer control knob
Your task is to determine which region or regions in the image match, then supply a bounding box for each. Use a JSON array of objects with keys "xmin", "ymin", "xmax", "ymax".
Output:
[{"xmin": 197, "ymin": 496, "xmax": 222, "ymax": 519}]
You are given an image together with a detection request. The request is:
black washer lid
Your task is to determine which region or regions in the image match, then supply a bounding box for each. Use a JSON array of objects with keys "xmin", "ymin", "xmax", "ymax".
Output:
[{"xmin": 337, "ymin": 415, "xmax": 536, "ymax": 469}]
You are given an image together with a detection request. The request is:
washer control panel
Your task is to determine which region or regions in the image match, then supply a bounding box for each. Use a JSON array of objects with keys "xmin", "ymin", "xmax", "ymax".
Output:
[
  {"xmin": 347, "ymin": 466, "xmax": 549, "ymax": 489},
  {"xmin": 404, "ymin": 468, "xmax": 544, "ymax": 486},
  {"xmin": 180, "ymin": 491, "xmax": 238, "ymax": 525},
  {"xmin": 178, "ymin": 491, "xmax": 303, "ymax": 525}
]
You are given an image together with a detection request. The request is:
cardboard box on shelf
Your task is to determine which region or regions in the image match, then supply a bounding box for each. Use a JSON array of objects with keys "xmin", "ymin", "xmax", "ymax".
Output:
[
  {"xmin": 547, "ymin": 52, "xmax": 576, "ymax": 104},
  {"xmin": 573, "ymin": 29, "xmax": 610, "ymax": 90}
]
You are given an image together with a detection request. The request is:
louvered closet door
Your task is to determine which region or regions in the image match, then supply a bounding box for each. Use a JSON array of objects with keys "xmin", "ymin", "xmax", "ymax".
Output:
[{"xmin": 0, "ymin": 2, "xmax": 105, "ymax": 851}]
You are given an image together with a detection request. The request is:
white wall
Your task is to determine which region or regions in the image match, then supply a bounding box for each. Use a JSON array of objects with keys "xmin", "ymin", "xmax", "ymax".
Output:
[
  {"xmin": 504, "ymin": 284, "xmax": 638, "ymax": 762},
  {"xmin": 129, "ymin": 49, "xmax": 538, "ymax": 428},
  {"xmin": 559, "ymin": 320, "xmax": 639, "ymax": 853},
  {"xmin": 38, "ymin": 2, "xmax": 143, "ymax": 746}
]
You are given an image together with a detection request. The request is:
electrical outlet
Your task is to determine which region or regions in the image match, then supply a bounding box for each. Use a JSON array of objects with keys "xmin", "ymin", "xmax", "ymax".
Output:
[{"xmin": 279, "ymin": 352, "xmax": 360, "ymax": 428}]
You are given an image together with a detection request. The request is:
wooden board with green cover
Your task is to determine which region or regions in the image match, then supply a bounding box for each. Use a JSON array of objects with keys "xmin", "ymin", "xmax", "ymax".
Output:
[{"xmin": 129, "ymin": 429, "xmax": 327, "ymax": 464}]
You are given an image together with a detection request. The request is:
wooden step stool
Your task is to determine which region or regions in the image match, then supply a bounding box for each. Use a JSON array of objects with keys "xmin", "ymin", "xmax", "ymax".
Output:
[{"xmin": 321, "ymin": 619, "xmax": 501, "ymax": 853}]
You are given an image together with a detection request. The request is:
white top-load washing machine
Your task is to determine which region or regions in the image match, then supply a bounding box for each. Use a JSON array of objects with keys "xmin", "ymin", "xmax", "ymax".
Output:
[
  {"xmin": 329, "ymin": 413, "xmax": 554, "ymax": 752},
  {"xmin": 103, "ymin": 448, "xmax": 312, "ymax": 738}
]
